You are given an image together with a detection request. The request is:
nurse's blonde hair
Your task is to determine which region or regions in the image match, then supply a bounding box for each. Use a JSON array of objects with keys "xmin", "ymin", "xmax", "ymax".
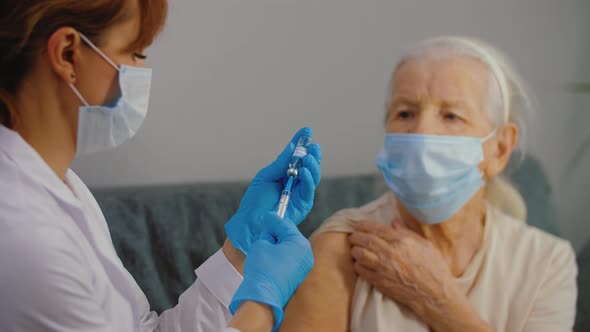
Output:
[{"xmin": 388, "ymin": 36, "xmax": 533, "ymax": 220}]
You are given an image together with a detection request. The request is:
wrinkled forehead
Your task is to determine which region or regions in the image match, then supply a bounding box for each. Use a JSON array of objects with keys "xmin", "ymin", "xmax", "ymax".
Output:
[{"xmin": 390, "ymin": 56, "xmax": 493, "ymax": 111}]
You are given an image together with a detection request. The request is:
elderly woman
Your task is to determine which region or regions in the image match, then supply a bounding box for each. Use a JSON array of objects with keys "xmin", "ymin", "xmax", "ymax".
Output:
[{"xmin": 278, "ymin": 37, "xmax": 577, "ymax": 332}]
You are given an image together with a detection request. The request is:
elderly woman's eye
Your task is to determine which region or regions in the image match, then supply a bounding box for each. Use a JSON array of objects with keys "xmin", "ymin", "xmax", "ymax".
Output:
[
  {"xmin": 443, "ymin": 111, "xmax": 460, "ymax": 121},
  {"xmin": 398, "ymin": 110, "xmax": 413, "ymax": 119}
]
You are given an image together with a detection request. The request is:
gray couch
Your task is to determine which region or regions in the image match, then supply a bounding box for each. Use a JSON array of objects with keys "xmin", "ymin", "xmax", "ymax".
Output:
[{"xmin": 91, "ymin": 156, "xmax": 588, "ymax": 330}]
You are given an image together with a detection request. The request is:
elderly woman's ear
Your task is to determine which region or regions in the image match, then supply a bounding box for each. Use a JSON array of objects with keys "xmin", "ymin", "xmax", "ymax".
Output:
[{"xmin": 482, "ymin": 123, "xmax": 518, "ymax": 179}]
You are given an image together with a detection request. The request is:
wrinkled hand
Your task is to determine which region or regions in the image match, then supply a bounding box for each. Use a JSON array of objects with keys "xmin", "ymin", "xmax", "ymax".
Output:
[
  {"xmin": 225, "ymin": 127, "xmax": 322, "ymax": 254},
  {"xmin": 230, "ymin": 212, "xmax": 314, "ymax": 332},
  {"xmin": 349, "ymin": 220, "xmax": 460, "ymax": 319}
]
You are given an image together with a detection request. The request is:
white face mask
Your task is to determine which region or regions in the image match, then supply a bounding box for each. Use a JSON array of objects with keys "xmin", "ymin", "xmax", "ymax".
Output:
[
  {"xmin": 376, "ymin": 130, "xmax": 496, "ymax": 224},
  {"xmin": 69, "ymin": 32, "xmax": 152, "ymax": 156}
]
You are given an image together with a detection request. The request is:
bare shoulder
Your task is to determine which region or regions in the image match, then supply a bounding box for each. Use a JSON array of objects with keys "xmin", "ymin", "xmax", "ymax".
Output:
[
  {"xmin": 312, "ymin": 192, "xmax": 396, "ymax": 237},
  {"xmin": 309, "ymin": 231, "xmax": 357, "ymax": 288},
  {"xmin": 280, "ymin": 231, "xmax": 356, "ymax": 332},
  {"xmin": 312, "ymin": 231, "xmax": 352, "ymax": 257},
  {"xmin": 280, "ymin": 194, "xmax": 395, "ymax": 331}
]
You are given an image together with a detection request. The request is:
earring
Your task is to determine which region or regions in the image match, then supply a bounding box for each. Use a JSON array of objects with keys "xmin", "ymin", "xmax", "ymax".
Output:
[{"xmin": 70, "ymin": 72, "xmax": 76, "ymax": 82}]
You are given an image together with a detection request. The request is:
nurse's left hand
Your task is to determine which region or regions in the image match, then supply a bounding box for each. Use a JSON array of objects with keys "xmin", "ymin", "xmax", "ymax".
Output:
[
  {"xmin": 229, "ymin": 212, "xmax": 314, "ymax": 332},
  {"xmin": 225, "ymin": 127, "xmax": 322, "ymax": 255}
]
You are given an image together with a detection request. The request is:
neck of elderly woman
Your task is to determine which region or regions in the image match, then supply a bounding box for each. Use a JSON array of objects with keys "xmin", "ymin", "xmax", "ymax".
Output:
[{"xmin": 398, "ymin": 188, "xmax": 487, "ymax": 277}]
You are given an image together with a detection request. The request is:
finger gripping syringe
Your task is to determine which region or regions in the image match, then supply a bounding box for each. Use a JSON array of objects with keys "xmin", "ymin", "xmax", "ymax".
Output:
[{"xmin": 277, "ymin": 135, "xmax": 312, "ymax": 219}]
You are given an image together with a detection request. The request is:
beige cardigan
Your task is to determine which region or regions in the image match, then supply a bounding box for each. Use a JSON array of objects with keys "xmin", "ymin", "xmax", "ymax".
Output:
[{"xmin": 312, "ymin": 192, "xmax": 577, "ymax": 332}]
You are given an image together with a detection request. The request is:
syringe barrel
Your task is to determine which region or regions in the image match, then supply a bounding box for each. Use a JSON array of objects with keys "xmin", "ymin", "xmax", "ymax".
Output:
[{"xmin": 277, "ymin": 190, "xmax": 291, "ymax": 219}]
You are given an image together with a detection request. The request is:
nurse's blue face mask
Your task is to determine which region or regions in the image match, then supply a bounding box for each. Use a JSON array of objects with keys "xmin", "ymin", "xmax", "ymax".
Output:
[
  {"xmin": 376, "ymin": 131, "xmax": 495, "ymax": 224},
  {"xmin": 69, "ymin": 32, "xmax": 152, "ymax": 157}
]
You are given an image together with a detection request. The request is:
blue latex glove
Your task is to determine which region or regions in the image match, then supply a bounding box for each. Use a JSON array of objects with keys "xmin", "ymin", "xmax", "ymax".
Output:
[
  {"xmin": 224, "ymin": 127, "xmax": 322, "ymax": 254},
  {"xmin": 229, "ymin": 212, "xmax": 314, "ymax": 332}
]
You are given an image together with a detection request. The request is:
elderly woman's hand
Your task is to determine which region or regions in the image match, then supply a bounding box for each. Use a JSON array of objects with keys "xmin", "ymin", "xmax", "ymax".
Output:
[{"xmin": 349, "ymin": 221, "xmax": 493, "ymax": 332}]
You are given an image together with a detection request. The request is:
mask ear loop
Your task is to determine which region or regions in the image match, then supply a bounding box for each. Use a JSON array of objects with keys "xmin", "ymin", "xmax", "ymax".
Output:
[
  {"xmin": 67, "ymin": 70, "xmax": 89, "ymax": 106},
  {"xmin": 69, "ymin": 32, "xmax": 122, "ymax": 107},
  {"xmin": 482, "ymin": 129, "xmax": 498, "ymax": 142},
  {"xmin": 78, "ymin": 33, "xmax": 120, "ymax": 72},
  {"xmin": 69, "ymin": 83, "xmax": 90, "ymax": 106}
]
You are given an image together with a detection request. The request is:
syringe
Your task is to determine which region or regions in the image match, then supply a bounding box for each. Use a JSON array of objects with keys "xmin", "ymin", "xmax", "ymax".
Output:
[
  {"xmin": 277, "ymin": 135, "xmax": 313, "ymax": 219},
  {"xmin": 277, "ymin": 177, "xmax": 294, "ymax": 219}
]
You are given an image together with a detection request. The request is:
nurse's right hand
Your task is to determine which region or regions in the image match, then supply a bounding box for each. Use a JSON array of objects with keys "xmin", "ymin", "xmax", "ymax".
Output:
[
  {"xmin": 224, "ymin": 127, "xmax": 322, "ymax": 255},
  {"xmin": 229, "ymin": 212, "xmax": 314, "ymax": 332}
]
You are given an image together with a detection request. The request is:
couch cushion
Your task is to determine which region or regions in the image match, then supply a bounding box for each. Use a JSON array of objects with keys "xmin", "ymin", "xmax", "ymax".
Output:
[
  {"xmin": 92, "ymin": 155, "xmax": 560, "ymax": 314},
  {"xmin": 92, "ymin": 174, "xmax": 379, "ymax": 313},
  {"xmin": 93, "ymin": 182, "xmax": 246, "ymax": 312}
]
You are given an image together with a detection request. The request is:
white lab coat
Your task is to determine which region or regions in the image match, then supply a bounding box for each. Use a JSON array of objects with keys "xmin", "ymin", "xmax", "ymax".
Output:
[{"xmin": 0, "ymin": 125, "xmax": 244, "ymax": 331}]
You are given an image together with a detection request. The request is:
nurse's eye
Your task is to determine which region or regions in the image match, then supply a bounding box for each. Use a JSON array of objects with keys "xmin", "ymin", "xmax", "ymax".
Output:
[{"xmin": 133, "ymin": 52, "xmax": 147, "ymax": 60}]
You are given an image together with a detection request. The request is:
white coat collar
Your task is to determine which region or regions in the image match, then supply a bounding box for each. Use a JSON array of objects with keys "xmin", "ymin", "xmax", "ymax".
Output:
[{"xmin": 0, "ymin": 125, "xmax": 81, "ymax": 209}]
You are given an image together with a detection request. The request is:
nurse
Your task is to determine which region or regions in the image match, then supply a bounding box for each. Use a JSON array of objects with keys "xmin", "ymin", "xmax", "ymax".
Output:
[{"xmin": 0, "ymin": 1, "xmax": 321, "ymax": 332}]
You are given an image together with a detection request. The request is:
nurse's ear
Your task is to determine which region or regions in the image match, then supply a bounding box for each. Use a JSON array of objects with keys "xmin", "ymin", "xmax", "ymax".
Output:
[
  {"xmin": 46, "ymin": 27, "xmax": 83, "ymax": 84},
  {"xmin": 482, "ymin": 123, "xmax": 518, "ymax": 179}
]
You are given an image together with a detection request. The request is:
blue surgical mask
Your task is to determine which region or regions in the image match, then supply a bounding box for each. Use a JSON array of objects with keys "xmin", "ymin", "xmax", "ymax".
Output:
[
  {"xmin": 69, "ymin": 33, "xmax": 152, "ymax": 156},
  {"xmin": 376, "ymin": 131, "xmax": 495, "ymax": 224}
]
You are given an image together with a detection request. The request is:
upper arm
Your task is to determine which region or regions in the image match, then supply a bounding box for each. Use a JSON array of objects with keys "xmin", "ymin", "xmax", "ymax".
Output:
[
  {"xmin": 0, "ymin": 227, "xmax": 115, "ymax": 332},
  {"xmin": 523, "ymin": 243, "xmax": 578, "ymax": 332},
  {"xmin": 279, "ymin": 232, "xmax": 357, "ymax": 332}
]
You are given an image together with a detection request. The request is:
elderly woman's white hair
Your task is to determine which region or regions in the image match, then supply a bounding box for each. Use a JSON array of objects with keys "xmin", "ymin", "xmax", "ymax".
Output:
[{"xmin": 385, "ymin": 36, "xmax": 534, "ymax": 221}]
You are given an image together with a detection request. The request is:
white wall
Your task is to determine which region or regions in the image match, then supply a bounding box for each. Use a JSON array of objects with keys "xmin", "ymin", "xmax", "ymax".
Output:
[{"xmin": 72, "ymin": 0, "xmax": 590, "ymax": 248}]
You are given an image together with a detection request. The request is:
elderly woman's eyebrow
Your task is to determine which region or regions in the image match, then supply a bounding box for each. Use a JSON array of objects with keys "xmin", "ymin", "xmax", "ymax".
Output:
[
  {"xmin": 390, "ymin": 96, "xmax": 420, "ymax": 108},
  {"xmin": 441, "ymin": 99, "xmax": 475, "ymax": 112}
]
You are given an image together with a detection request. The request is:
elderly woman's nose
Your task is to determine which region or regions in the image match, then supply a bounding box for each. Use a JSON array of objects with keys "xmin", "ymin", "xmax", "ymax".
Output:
[{"xmin": 411, "ymin": 114, "xmax": 436, "ymax": 134}]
